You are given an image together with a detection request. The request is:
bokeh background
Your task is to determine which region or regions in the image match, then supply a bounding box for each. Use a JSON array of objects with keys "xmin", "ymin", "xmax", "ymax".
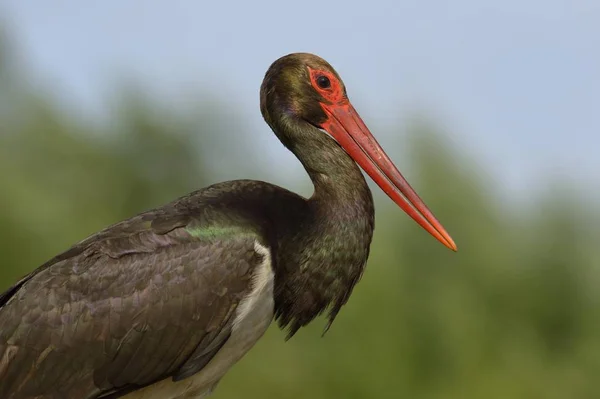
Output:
[{"xmin": 1, "ymin": 1, "xmax": 599, "ymax": 398}]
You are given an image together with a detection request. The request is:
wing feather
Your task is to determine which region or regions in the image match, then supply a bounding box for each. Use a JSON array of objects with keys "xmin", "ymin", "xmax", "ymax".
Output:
[{"xmin": 0, "ymin": 212, "xmax": 265, "ymax": 399}]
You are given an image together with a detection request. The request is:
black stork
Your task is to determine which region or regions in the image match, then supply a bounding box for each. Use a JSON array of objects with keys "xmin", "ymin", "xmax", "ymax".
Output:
[{"xmin": 0, "ymin": 53, "xmax": 456, "ymax": 399}]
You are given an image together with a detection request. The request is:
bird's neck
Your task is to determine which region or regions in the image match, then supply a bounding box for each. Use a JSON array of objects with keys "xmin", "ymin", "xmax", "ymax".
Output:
[
  {"xmin": 273, "ymin": 125, "xmax": 375, "ymax": 337},
  {"xmin": 306, "ymin": 140, "xmax": 374, "ymax": 216},
  {"xmin": 284, "ymin": 124, "xmax": 375, "ymax": 228}
]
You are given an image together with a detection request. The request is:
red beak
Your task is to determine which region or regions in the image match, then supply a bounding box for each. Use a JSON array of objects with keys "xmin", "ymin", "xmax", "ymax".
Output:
[{"xmin": 320, "ymin": 101, "xmax": 457, "ymax": 251}]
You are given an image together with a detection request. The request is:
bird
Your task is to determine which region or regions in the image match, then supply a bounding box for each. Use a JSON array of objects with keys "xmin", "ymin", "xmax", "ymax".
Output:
[{"xmin": 0, "ymin": 53, "xmax": 456, "ymax": 399}]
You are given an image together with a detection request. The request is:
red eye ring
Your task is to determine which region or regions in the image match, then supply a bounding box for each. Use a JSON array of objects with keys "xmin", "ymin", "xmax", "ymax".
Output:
[{"xmin": 308, "ymin": 66, "xmax": 347, "ymax": 105}]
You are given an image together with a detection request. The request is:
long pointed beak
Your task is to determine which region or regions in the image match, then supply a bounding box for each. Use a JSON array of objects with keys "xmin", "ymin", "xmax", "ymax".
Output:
[{"xmin": 321, "ymin": 101, "xmax": 457, "ymax": 251}]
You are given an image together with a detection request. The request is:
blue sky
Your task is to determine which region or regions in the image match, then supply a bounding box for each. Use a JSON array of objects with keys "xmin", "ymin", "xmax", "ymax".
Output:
[{"xmin": 1, "ymin": 0, "xmax": 598, "ymax": 202}]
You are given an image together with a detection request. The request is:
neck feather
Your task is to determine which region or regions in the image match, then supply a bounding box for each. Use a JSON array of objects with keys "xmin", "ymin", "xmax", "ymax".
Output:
[{"xmin": 270, "ymin": 116, "xmax": 376, "ymax": 337}]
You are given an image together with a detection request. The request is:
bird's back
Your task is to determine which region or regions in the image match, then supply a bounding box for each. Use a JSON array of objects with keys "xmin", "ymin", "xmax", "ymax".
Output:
[{"xmin": 0, "ymin": 180, "xmax": 305, "ymax": 399}]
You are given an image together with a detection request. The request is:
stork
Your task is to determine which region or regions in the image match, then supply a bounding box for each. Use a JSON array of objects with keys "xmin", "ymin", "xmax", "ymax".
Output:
[{"xmin": 0, "ymin": 53, "xmax": 456, "ymax": 399}]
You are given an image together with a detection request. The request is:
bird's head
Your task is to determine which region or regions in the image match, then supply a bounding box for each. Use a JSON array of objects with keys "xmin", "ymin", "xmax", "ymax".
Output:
[{"xmin": 260, "ymin": 53, "xmax": 456, "ymax": 251}]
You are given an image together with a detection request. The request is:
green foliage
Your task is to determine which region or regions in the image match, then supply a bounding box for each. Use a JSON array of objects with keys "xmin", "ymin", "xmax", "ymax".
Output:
[{"xmin": 1, "ymin": 37, "xmax": 599, "ymax": 399}]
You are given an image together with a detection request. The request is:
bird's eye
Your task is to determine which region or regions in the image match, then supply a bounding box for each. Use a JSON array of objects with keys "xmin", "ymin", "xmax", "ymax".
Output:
[{"xmin": 316, "ymin": 75, "xmax": 331, "ymax": 89}]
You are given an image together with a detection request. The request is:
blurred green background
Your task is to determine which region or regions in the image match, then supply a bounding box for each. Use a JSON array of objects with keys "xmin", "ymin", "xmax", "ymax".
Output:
[{"xmin": 1, "ymin": 5, "xmax": 600, "ymax": 398}]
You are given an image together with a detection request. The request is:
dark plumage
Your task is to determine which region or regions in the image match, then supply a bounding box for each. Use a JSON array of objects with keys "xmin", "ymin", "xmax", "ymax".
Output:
[{"xmin": 0, "ymin": 53, "xmax": 454, "ymax": 399}]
